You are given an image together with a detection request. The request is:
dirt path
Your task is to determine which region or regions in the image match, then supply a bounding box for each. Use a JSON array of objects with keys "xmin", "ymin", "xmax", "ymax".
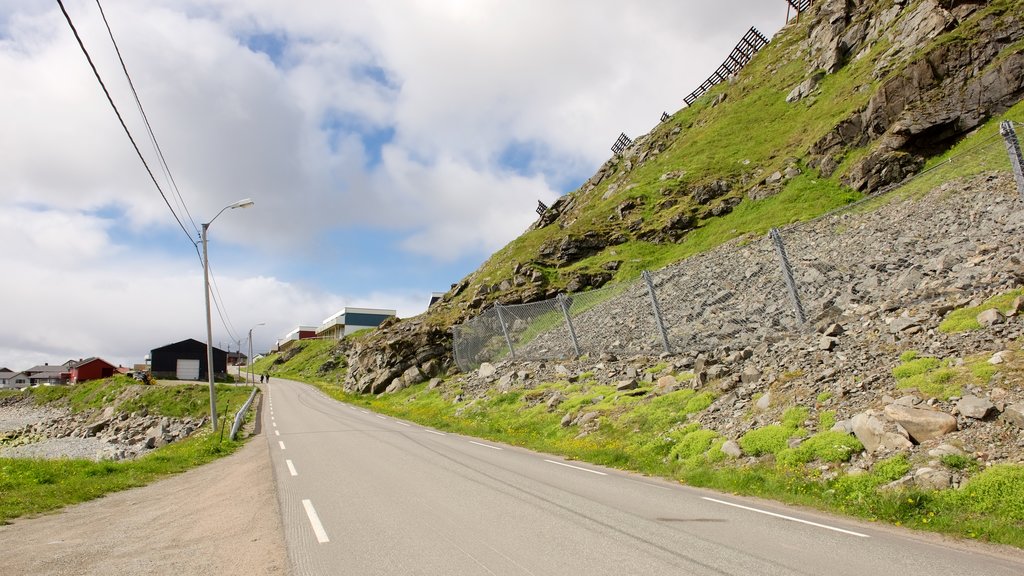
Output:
[{"xmin": 0, "ymin": 428, "xmax": 289, "ymax": 575}]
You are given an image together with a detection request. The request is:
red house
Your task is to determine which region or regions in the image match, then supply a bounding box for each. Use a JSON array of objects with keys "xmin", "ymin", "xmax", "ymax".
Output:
[{"xmin": 69, "ymin": 357, "xmax": 117, "ymax": 384}]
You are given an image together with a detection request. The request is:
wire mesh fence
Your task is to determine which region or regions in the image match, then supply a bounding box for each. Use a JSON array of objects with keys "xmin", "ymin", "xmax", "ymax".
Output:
[{"xmin": 453, "ymin": 122, "xmax": 1024, "ymax": 372}]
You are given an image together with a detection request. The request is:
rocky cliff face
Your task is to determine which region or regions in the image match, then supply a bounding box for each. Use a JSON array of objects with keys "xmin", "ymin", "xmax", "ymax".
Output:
[
  {"xmin": 339, "ymin": 0, "xmax": 1024, "ymax": 395},
  {"xmin": 805, "ymin": 0, "xmax": 1024, "ymax": 190}
]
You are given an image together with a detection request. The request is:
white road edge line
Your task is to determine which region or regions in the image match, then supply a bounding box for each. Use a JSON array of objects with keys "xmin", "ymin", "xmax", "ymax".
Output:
[
  {"xmin": 286, "ymin": 459, "xmax": 297, "ymax": 476},
  {"xmin": 424, "ymin": 429, "xmax": 446, "ymax": 436},
  {"xmin": 544, "ymin": 459, "xmax": 607, "ymax": 476},
  {"xmin": 302, "ymin": 499, "xmax": 330, "ymax": 544},
  {"xmin": 278, "ymin": 441, "xmax": 286, "ymax": 450},
  {"xmin": 275, "ymin": 430, "xmax": 280, "ymax": 436},
  {"xmin": 702, "ymin": 497, "xmax": 870, "ymax": 538},
  {"xmin": 376, "ymin": 415, "xmax": 387, "ymax": 420},
  {"xmin": 361, "ymin": 410, "xmax": 370, "ymax": 414},
  {"xmin": 272, "ymin": 422, "xmax": 277, "ymax": 428},
  {"xmin": 395, "ymin": 421, "xmax": 412, "ymax": 427},
  {"xmin": 469, "ymin": 440, "xmax": 502, "ymax": 450}
]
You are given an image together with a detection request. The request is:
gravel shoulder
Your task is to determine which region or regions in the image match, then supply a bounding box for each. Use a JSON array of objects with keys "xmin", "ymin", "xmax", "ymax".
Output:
[{"xmin": 0, "ymin": 407, "xmax": 289, "ymax": 575}]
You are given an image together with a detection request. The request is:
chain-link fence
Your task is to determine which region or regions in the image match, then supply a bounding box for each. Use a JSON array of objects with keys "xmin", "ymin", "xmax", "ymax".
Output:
[{"xmin": 453, "ymin": 122, "xmax": 1024, "ymax": 372}]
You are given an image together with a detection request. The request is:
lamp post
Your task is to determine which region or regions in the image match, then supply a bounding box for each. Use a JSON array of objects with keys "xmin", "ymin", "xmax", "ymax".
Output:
[
  {"xmin": 248, "ymin": 322, "xmax": 265, "ymax": 385},
  {"xmin": 202, "ymin": 198, "xmax": 254, "ymax": 431}
]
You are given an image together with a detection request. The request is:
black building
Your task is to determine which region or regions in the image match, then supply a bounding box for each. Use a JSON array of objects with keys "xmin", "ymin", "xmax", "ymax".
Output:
[{"xmin": 150, "ymin": 338, "xmax": 227, "ymax": 381}]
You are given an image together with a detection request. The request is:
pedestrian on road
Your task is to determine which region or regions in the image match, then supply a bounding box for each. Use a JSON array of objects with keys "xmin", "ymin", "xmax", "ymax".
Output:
[
  {"xmin": 264, "ymin": 372, "xmax": 270, "ymax": 383},
  {"xmin": 259, "ymin": 374, "xmax": 264, "ymax": 384}
]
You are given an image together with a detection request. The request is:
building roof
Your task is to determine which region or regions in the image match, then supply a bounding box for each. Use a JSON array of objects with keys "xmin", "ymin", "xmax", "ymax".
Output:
[
  {"xmin": 24, "ymin": 364, "xmax": 65, "ymax": 375},
  {"xmin": 151, "ymin": 338, "xmax": 228, "ymax": 354},
  {"xmin": 68, "ymin": 357, "xmax": 115, "ymax": 369},
  {"xmin": 321, "ymin": 307, "xmax": 397, "ymax": 324}
]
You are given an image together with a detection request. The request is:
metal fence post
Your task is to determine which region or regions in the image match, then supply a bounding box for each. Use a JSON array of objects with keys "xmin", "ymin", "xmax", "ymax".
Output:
[
  {"xmin": 1000, "ymin": 121, "xmax": 1024, "ymax": 198},
  {"xmin": 642, "ymin": 271, "xmax": 672, "ymax": 354},
  {"xmin": 557, "ymin": 294, "xmax": 582, "ymax": 358},
  {"xmin": 494, "ymin": 304, "xmax": 517, "ymax": 362},
  {"xmin": 769, "ymin": 228, "xmax": 807, "ymax": 326}
]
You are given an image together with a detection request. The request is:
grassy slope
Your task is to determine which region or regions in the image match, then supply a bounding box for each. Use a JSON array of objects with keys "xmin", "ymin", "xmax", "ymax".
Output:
[
  {"xmin": 0, "ymin": 376, "xmax": 257, "ymax": 523},
  {"xmin": 432, "ymin": 0, "xmax": 1024, "ymax": 324}
]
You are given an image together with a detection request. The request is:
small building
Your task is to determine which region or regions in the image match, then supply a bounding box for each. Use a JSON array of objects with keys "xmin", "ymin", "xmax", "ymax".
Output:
[
  {"xmin": 316, "ymin": 307, "xmax": 396, "ymax": 339},
  {"xmin": 278, "ymin": 325, "xmax": 319, "ymax": 350},
  {"xmin": 429, "ymin": 292, "xmax": 445, "ymax": 307},
  {"xmin": 68, "ymin": 357, "xmax": 117, "ymax": 384},
  {"xmin": 226, "ymin": 351, "xmax": 248, "ymax": 366},
  {"xmin": 24, "ymin": 363, "xmax": 69, "ymax": 385},
  {"xmin": 150, "ymin": 339, "xmax": 228, "ymax": 381},
  {"xmin": 0, "ymin": 368, "xmax": 16, "ymax": 389}
]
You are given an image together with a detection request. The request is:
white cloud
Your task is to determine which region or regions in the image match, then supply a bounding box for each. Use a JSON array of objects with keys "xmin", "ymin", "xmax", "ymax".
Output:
[{"xmin": 0, "ymin": 0, "xmax": 788, "ymax": 367}]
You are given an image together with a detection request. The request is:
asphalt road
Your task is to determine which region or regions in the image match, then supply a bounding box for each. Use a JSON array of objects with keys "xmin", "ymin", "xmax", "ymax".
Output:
[{"xmin": 264, "ymin": 377, "xmax": 1024, "ymax": 576}]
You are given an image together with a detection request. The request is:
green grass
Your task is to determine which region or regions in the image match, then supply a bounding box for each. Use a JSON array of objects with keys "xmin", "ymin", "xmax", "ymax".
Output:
[
  {"xmin": 0, "ymin": 376, "xmax": 259, "ymax": 523},
  {"xmin": 939, "ymin": 288, "xmax": 1024, "ymax": 333},
  {"xmin": 0, "ymin": 432, "xmax": 242, "ymax": 524},
  {"xmin": 22, "ymin": 375, "xmax": 253, "ymax": 420},
  {"xmin": 890, "ymin": 350, "xmax": 1005, "ymax": 400}
]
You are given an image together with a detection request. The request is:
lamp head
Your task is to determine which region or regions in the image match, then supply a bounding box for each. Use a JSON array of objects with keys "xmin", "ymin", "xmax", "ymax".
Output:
[{"xmin": 230, "ymin": 198, "xmax": 255, "ymax": 209}]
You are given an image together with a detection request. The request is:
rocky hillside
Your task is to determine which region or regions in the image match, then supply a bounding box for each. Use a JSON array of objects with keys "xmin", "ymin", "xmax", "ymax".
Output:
[{"xmin": 331, "ymin": 0, "xmax": 1024, "ymax": 394}]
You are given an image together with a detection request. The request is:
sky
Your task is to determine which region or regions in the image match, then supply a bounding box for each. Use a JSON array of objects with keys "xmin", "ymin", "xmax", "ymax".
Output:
[{"xmin": 0, "ymin": 0, "xmax": 786, "ymax": 370}]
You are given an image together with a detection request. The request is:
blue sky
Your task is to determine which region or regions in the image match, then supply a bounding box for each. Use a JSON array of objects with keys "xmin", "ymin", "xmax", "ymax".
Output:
[{"xmin": 0, "ymin": 0, "xmax": 785, "ymax": 368}]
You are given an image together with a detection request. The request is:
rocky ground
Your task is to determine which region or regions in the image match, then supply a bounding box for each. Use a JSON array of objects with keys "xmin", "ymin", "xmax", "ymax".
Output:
[
  {"xmin": 0, "ymin": 394, "xmax": 204, "ymax": 461},
  {"xmin": 427, "ymin": 172, "xmax": 1024, "ymax": 489}
]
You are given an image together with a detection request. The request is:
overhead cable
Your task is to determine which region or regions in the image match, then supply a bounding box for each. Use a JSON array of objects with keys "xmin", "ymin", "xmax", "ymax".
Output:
[{"xmin": 56, "ymin": 0, "xmax": 196, "ymax": 248}]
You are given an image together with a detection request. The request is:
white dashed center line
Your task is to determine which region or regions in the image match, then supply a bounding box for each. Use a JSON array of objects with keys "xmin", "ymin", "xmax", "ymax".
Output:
[
  {"xmin": 278, "ymin": 441, "xmax": 286, "ymax": 450},
  {"xmin": 544, "ymin": 459, "xmax": 607, "ymax": 476},
  {"xmin": 469, "ymin": 440, "xmax": 502, "ymax": 450},
  {"xmin": 702, "ymin": 497, "xmax": 870, "ymax": 538},
  {"xmin": 275, "ymin": 430, "xmax": 280, "ymax": 436},
  {"xmin": 286, "ymin": 459, "xmax": 298, "ymax": 476},
  {"xmin": 302, "ymin": 500, "xmax": 330, "ymax": 544}
]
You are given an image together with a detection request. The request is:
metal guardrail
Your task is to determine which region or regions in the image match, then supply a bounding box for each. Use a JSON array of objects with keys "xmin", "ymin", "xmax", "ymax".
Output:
[{"xmin": 229, "ymin": 387, "xmax": 260, "ymax": 440}]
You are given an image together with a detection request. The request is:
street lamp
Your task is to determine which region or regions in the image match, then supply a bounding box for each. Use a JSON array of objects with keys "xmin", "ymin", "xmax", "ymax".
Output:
[
  {"xmin": 248, "ymin": 322, "xmax": 265, "ymax": 385},
  {"xmin": 203, "ymin": 198, "xmax": 254, "ymax": 431}
]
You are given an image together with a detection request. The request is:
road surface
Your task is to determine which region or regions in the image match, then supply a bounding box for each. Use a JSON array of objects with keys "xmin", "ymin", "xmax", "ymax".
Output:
[{"xmin": 264, "ymin": 376, "xmax": 1024, "ymax": 575}]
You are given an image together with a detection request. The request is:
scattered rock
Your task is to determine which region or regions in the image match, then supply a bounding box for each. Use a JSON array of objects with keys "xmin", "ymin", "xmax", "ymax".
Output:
[
  {"xmin": 956, "ymin": 395, "xmax": 996, "ymax": 420},
  {"xmin": 882, "ymin": 404, "xmax": 957, "ymax": 443}
]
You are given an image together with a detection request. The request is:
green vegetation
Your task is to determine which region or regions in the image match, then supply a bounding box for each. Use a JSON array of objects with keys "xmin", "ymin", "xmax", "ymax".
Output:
[
  {"xmin": 24, "ymin": 375, "xmax": 254, "ymax": 419},
  {"xmin": 939, "ymin": 288, "xmax": 1024, "ymax": 333},
  {"xmin": 0, "ymin": 432, "xmax": 241, "ymax": 524},
  {"xmin": 891, "ymin": 350, "xmax": 1004, "ymax": 400},
  {"xmin": 0, "ymin": 376, "xmax": 257, "ymax": 523}
]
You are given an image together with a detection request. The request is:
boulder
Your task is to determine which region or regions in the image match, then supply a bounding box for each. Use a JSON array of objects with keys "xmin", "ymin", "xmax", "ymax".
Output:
[
  {"xmin": 721, "ymin": 440, "xmax": 743, "ymax": 459},
  {"xmin": 851, "ymin": 410, "xmax": 913, "ymax": 453},
  {"xmin": 754, "ymin": 392, "xmax": 771, "ymax": 412},
  {"xmin": 577, "ymin": 412, "xmax": 600, "ymax": 426},
  {"xmin": 882, "ymin": 404, "xmax": 957, "ymax": 443},
  {"xmin": 956, "ymin": 395, "xmax": 995, "ymax": 420},
  {"xmin": 615, "ymin": 379, "xmax": 639, "ymax": 392},
  {"xmin": 739, "ymin": 366, "xmax": 761, "ymax": 384},
  {"xmin": 914, "ymin": 467, "xmax": 953, "ymax": 490},
  {"xmin": 976, "ymin": 308, "xmax": 1004, "ymax": 327},
  {"xmin": 478, "ymin": 363, "xmax": 497, "ymax": 379},
  {"xmin": 1002, "ymin": 404, "xmax": 1024, "ymax": 429}
]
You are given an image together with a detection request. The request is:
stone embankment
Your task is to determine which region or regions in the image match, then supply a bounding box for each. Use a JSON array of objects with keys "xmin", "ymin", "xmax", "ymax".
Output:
[{"xmin": 0, "ymin": 396, "xmax": 202, "ymax": 461}]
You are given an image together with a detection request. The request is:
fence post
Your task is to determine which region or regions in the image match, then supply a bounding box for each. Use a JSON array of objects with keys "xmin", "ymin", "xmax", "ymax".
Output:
[
  {"xmin": 556, "ymin": 294, "xmax": 582, "ymax": 358},
  {"xmin": 1000, "ymin": 121, "xmax": 1024, "ymax": 198},
  {"xmin": 494, "ymin": 304, "xmax": 517, "ymax": 362},
  {"xmin": 642, "ymin": 271, "xmax": 672, "ymax": 354},
  {"xmin": 769, "ymin": 228, "xmax": 807, "ymax": 326}
]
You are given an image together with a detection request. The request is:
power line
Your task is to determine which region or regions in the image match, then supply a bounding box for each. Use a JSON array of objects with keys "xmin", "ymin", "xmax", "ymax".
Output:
[
  {"xmin": 208, "ymin": 262, "xmax": 242, "ymax": 344},
  {"xmin": 94, "ymin": 0, "xmax": 200, "ymax": 238},
  {"xmin": 56, "ymin": 0, "xmax": 196, "ymax": 248},
  {"xmin": 60, "ymin": 0, "xmax": 243, "ymax": 346}
]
